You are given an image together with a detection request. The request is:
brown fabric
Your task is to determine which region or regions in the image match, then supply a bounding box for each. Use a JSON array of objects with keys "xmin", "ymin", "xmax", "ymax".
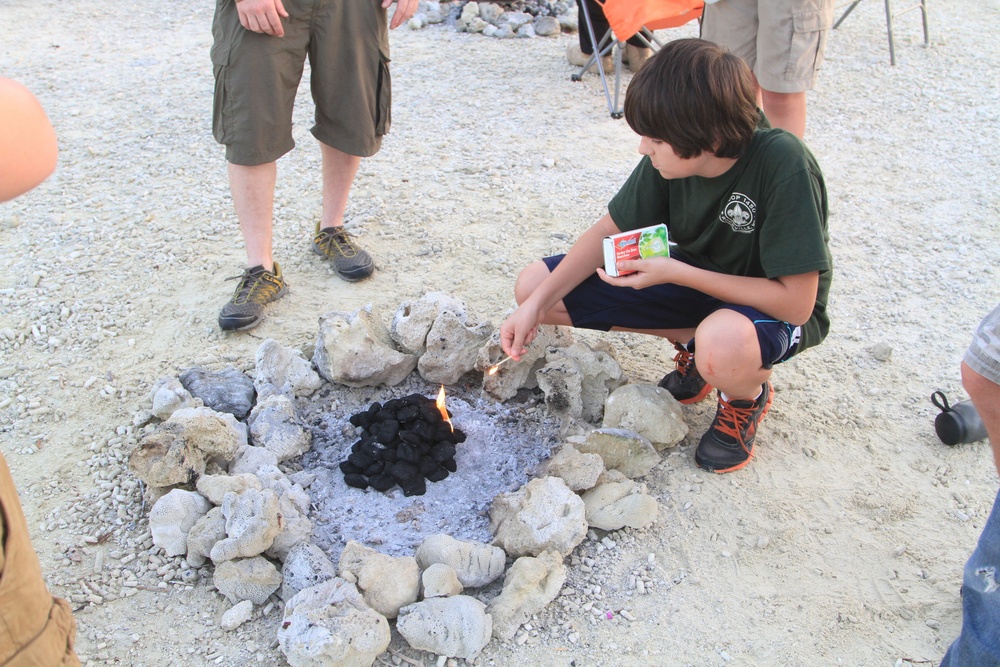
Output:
[{"xmin": 0, "ymin": 453, "xmax": 80, "ymax": 667}]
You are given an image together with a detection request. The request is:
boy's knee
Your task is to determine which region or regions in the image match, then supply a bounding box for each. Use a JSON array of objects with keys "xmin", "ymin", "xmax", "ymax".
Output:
[{"xmin": 513, "ymin": 261, "xmax": 551, "ymax": 305}]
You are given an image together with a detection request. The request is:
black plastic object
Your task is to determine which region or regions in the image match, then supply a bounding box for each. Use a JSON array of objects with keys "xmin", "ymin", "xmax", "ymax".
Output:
[{"xmin": 931, "ymin": 391, "xmax": 988, "ymax": 446}]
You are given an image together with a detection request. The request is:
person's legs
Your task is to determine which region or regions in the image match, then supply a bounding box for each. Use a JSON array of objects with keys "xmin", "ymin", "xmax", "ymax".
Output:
[
  {"xmin": 319, "ymin": 143, "xmax": 361, "ymax": 231},
  {"xmin": 229, "ymin": 162, "xmax": 277, "ymax": 271},
  {"xmin": 760, "ymin": 89, "xmax": 808, "ymax": 139}
]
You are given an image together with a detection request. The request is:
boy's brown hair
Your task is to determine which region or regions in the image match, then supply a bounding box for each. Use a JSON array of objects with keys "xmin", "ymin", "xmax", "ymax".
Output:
[{"xmin": 624, "ymin": 38, "xmax": 759, "ymax": 159}]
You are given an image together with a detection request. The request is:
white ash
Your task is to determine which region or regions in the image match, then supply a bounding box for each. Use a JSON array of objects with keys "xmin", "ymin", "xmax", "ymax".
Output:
[{"xmin": 298, "ymin": 376, "xmax": 562, "ymax": 559}]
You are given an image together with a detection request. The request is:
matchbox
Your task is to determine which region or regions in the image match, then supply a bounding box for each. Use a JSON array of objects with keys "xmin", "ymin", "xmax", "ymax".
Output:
[{"xmin": 602, "ymin": 224, "xmax": 671, "ymax": 277}]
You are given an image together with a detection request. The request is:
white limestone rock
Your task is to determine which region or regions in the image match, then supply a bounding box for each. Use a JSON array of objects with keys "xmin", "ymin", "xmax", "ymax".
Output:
[
  {"xmin": 195, "ymin": 473, "xmax": 263, "ymax": 505},
  {"xmin": 149, "ymin": 376, "xmax": 200, "ymax": 420},
  {"xmin": 418, "ymin": 309, "xmax": 493, "ymax": 385},
  {"xmin": 536, "ymin": 341, "xmax": 626, "ymax": 424},
  {"xmin": 421, "ymin": 563, "xmax": 463, "ymax": 598},
  {"xmin": 570, "ymin": 428, "xmax": 661, "ymax": 479},
  {"xmin": 314, "ymin": 305, "xmax": 418, "ymax": 387},
  {"xmin": 396, "ymin": 596, "xmax": 492, "ymax": 660},
  {"xmin": 149, "ymin": 489, "xmax": 211, "ymax": 557},
  {"xmin": 254, "ymin": 338, "xmax": 323, "ymax": 398},
  {"xmin": 487, "ymin": 550, "xmax": 566, "ymax": 640},
  {"xmin": 186, "ymin": 506, "xmax": 227, "ymax": 567},
  {"xmin": 278, "ymin": 578, "xmax": 391, "ymax": 667},
  {"xmin": 602, "ymin": 383, "xmax": 689, "ymax": 450},
  {"xmin": 214, "ymin": 556, "xmax": 282, "ymax": 605},
  {"xmin": 479, "ymin": 324, "xmax": 574, "ymax": 401},
  {"xmin": 339, "ymin": 540, "xmax": 420, "ymax": 619},
  {"xmin": 281, "ymin": 542, "xmax": 338, "ymax": 602},
  {"xmin": 582, "ymin": 479, "xmax": 660, "ymax": 531},
  {"xmin": 210, "ymin": 489, "xmax": 281, "ymax": 563},
  {"xmin": 489, "ymin": 476, "xmax": 588, "ymax": 558},
  {"xmin": 414, "ymin": 534, "xmax": 506, "ymax": 588},
  {"xmin": 220, "ymin": 600, "xmax": 254, "ymax": 631},
  {"xmin": 541, "ymin": 442, "xmax": 605, "ymax": 491},
  {"xmin": 228, "ymin": 445, "xmax": 279, "ymax": 475},
  {"xmin": 248, "ymin": 393, "xmax": 312, "ymax": 462}
]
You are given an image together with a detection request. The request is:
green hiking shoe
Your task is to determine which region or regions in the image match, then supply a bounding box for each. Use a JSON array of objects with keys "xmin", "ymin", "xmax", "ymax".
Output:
[
  {"xmin": 312, "ymin": 224, "xmax": 374, "ymax": 282},
  {"xmin": 218, "ymin": 263, "xmax": 287, "ymax": 331}
]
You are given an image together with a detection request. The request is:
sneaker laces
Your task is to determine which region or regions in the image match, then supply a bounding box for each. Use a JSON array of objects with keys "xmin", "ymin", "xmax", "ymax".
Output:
[
  {"xmin": 712, "ymin": 397, "xmax": 759, "ymax": 455},
  {"xmin": 672, "ymin": 343, "xmax": 695, "ymax": 378},
  {"xmin": 315, "ymin": 227, "xmax": 361, "ymax": 258},
  {"xmin": 225, "ymin": 267, "xmax": 280, "ymax": 305}
]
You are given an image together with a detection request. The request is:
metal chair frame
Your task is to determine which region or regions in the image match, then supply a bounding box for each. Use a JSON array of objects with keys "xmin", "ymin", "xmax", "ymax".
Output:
[{"xmin": 834, "ymin": 0, "xmax": 929, "ymax": 65}]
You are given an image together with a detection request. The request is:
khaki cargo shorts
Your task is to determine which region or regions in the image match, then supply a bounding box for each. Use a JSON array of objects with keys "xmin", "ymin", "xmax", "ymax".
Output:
[
  {"xmin": 701, "ymin": 0, "xmax": 834, "ymax": 93},
  {"xmin": 211, "ymin": 0, "xmax": 390, "ymax": 165}
]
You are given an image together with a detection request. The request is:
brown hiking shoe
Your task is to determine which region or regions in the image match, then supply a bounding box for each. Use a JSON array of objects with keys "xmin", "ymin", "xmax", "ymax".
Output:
[
  {"xmin": 312, "ymin": 224, "xmax": 374, "ymax": 282},
  {"xmin": 218, "ymin": 263, "xmax": 287, "ymax": 331},
  {"xmin": 658, "ymin": 341, "xmax": 714, "ymax": 404}
]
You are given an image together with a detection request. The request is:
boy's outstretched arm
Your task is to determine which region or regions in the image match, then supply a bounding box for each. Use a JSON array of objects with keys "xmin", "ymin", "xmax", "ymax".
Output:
[
  {"xmin": 501, "ymin": 214, "xmax": 619, "ymax": 359},
  {"xmin": 0, "ymin": 78, "xmax": 58, "ymax": 203},
  {"xmin": 604, "ymin": 258, "xmax": 819, "ymax": 326}
]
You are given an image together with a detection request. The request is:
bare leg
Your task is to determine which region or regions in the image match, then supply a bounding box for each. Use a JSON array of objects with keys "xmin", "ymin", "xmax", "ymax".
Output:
[
  {"xmin": 229, "ymin": 161, "xmax": 277, "ymax": 271},
  {"xmin": 690, "ymin": 308, "xmax": 772, "ymax": 399},
  {"xmin": 962, "ymin": 361, "xmax": 1000, "ymax": 477},
  {"xmin": 761, "ymin": 89, "xmax": 807, "ymax": 139},
  {"xmin": 319, "ymin": 142, "xmax": 361, "ymax": 230}
]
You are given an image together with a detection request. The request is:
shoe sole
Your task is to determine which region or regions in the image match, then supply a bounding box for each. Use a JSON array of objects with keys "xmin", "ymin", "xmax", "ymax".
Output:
[
  {"xmin": 218, "ymin": 285, "xmax": 287, "ymax": 332},
  {"xmin": 311, "ymin": 244, "xmax": 374, "ymax": 282},
  {"xmin": 695, "ymin": 384, "xmax": 774, "ymax": 474},
  {"xmin": 678, "ymin": 382, "xmax": 715, "ymax": 405}
]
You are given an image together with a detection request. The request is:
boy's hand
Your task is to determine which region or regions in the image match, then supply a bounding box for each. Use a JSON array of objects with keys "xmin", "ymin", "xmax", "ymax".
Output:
[
  {"xmin": 499, "ymin": 305, "xmax": 541, "ymax": 361},
  {"xmin": 598, "ymin": 256, "xmax": 674, "ymax": 289},
  {"xmin": 236, "ymin": 0, "xmax": 289, "ymax": 37},
  {"xmin": 384, "ymin": 0, "xmax": 420, "ymax": 29}
]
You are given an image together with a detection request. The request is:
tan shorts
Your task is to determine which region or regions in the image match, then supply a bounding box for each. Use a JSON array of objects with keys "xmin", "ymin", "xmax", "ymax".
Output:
[
  {"xmin": 700, "ymin": 0, "xmax": 834, "ymax": 93},
  {"xmin": 212, "ymin": 0, "xmax": 391, "ymax": 165}
]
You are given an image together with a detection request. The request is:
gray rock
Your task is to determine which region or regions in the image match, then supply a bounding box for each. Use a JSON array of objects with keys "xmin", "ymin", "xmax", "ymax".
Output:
[
  {"xmin": 214, "ymin": 556, "xmax": 282, "ymax": 605},
  {"xmin": 478, "ymin": 1, "xmax": 504, "ymax": 23},
  {"xmin": 229, "ymin": 445, "xmax": 279, "ymax": 476},
  {"xmin": 418, "ymin": 310, "xmax": 493, "ymax": 384},
  {"xmin": 541, "ymin": 442, "xmax": 605, "ymax": 491},
  {"xmin": 149, "ymin": 376, "xmax": 200, "ymax": 420},
  {"xmin": 220, "ymin": 600, "xmax": 254, "ymax": 631},
  {"xmin": 281, "ymin": 542, "xmax": 338, "ymax": 602},
  {"xmin": 571, "ymin": 428, "xmax": 661, "ymax": 479},
  {"xmin": 537, "ymin": 342, "xmax": 626, "ymax": 424},
  {"xmin": 278, "ymin": 578, "xmax": 391, "ymax": 667},
  {"xmin": 179, "ymin": 366, "xmax": 255, "ymax": 419},
  {"xmin": 396, "ymin": 596, "xmax": 492, "ymax": 660},
  {"xmin": 516, "ymin": 23, "xmax": 536, "ymax": 38},
  {"xmin": 489, "ymin": 476, "xmax": 588, "ymax": 558},
  {"xmin": 602, "ymin": 383, "xmax": 688, "ymax": 450},
  {"xmin": 533, "ymin": 15, "xmax": 561, "ymax": 36},
  {"xmin": 314, "ymin": 305, "xmax": 418, "ymax": 387},
  {"xmin": 502, "ymin": 11, "xmax": 532, "ymax": 29},
  {"xmin": 186, "ymin": 506, "xmax": 226, "ymax": 567},
  {"xmin": 487, "ymin": 550, "xmax": 566, "ymax": 640}
]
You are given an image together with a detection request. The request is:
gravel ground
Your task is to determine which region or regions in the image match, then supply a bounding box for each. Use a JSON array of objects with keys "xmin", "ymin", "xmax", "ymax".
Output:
[{"xmin": 2, "ymin": 0, "xmax": 999, "ymax": 666}]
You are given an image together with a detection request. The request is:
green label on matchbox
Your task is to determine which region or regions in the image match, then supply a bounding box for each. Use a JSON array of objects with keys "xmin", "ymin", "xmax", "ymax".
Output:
[{"xmin": 602, "ymin": 224, "xmax": 670, "ymax": 277}]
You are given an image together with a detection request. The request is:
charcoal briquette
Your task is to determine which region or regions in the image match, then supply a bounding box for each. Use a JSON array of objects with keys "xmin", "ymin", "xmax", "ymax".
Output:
[
  {"xmin": 426, "ymin": 467, "xmax": 450, "ymax": 482},
  {"xmin": 396, "ymin": 404, "xmax": 419, "ymax": 422},
  {"xmin": 374, "ymin": 419, "xmax": 399, "ymax": 444},
  {"xmin": 419, "ymin": 404, "xmax": 442, "ymax": 423},
  {"xmin": 366, "ymin": 402, "xmax": 382, "ymax": 418},
  {"xmin": 360, "ymin": 440, "xmax": 383, "ymax": 458},
  {"xmin": 347, "ymin": 451, "xmax": 374, "ymax": 469},
  {"xmin": 363, "ymin": 461, "xmax": 385, "ymax": 476},
  {"xmin": 381, "ymin": 447, "xmax": 398, "ymax": 463},
  {"xmin": 383, "ymin": 398, "xmax": 404, "ymax": 412},
  {"xmin": 339, "ymin": 461, "xmax": 362, "ymax": 475},
  {"xmin": 388, "ymin": 461, "xmax": 420, "ymax": 485},
  {"xmin": 431, "ymin": 443, "xmax": 456, "ymax": 463},
  {"xmin": 348, "ymin": 412, "xmax": 371, "ymax": 428},
  {"xmin": 396, "ymin": 442, "xmax": 421, "ymax": 464},
  {"xmin": 442, "ymin": 458, "xmax": 457, "ymax": 472},
  {"xmin": 411, "ymin": 421, "xmax": 434, "ymax": 441},
  {"xmin": 402, "ymin": 393, "xmax": 426, "ymax": 405},
  {"xmin": 398, "ymin": 430, "xmax": 422, "ymax": 445},
  {"xmin": 344, "ymin": 473, "xmax": 370, "ymax": 489},
  {"xmin": 419, "ymin": 456, "xmax": 438, "ymax": 475},
  {"xmin": 369, "ymin": 473, "xmax": 395, "ymax": 492},
  {"xmin": 400, "ymin": 475, "xmax": 426, "ymax": 497},
  {"xmin": 448, "ymin": 429, "xmax": 467, "ymax": 444}
]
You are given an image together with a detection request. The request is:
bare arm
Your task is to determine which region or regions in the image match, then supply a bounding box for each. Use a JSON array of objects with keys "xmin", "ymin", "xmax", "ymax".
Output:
[
  {"xmin": 500, "ymin": 214, "xmax": 619, "ymax": 358},
  {"xmin": 604, "ymin": 256, "xmax": 820, "ymax": 326},
  {"xmin": 0, "ymin": 78, "xmax": 58, "ymax": 203}
]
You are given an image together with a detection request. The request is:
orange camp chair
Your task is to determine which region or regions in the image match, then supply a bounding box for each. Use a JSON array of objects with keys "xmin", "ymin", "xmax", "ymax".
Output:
[{"xmin": 572, "ymin": 0, "xmax": 704, "ymax": 118}]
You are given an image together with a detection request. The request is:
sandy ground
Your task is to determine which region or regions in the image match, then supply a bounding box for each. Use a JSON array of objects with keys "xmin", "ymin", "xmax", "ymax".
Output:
[{"xmin": 2, "ymin": 0, "xmax": 999, "ymax": 665}]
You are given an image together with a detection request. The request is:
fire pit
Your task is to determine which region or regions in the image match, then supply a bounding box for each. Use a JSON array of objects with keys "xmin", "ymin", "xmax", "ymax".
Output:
[{"xmin": 338, "ymin": 388, "xmax": 468, "ymax": 496}]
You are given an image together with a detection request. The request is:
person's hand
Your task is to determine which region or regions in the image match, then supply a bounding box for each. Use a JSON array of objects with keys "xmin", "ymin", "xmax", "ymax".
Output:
[
  {"xmin": 236, "ymin": 0, "xmax": 289, "ymax": 37},
  {"xmin": 384, "ymin": 0, "xmax": 419, "ymax": 29},
  {"xmin": 499, "ymin": 305, "xmax": 542, "ymax": 361},
  {"xmin": 597, "ymin": 256, "xmax": 674, "ymax": 289}
]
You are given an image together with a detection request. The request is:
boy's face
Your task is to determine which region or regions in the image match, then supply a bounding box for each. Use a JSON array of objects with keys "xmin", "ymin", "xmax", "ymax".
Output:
[{"xmin": 638, "ymin": 136, "xmax": 718, "ymax": 179}]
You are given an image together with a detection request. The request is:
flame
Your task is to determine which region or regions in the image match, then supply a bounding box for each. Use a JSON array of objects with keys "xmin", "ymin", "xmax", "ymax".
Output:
[
  {"xmin": 436, "ymin": 385, "xmax": 453, "ymax": 432},
  {"xmin": 487, "ymin": 365, "xmax": 499, "ymax": 376}
]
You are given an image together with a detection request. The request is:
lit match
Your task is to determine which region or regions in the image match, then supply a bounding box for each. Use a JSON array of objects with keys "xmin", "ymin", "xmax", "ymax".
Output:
[{"xmin": 487, "ymin": 355, "xmax": 514, "ymax": 376}]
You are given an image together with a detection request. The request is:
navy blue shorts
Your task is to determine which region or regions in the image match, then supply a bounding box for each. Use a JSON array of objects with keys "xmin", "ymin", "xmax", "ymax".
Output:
[{"xmin": 543, "ymin": 253, "xmax": 801, "ymax": 368}]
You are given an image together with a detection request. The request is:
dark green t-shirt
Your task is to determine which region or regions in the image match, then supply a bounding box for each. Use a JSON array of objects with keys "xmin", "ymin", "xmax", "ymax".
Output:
[{"xmin": 607, "ymin": 128, "xmax": 832, "ymax": 352}]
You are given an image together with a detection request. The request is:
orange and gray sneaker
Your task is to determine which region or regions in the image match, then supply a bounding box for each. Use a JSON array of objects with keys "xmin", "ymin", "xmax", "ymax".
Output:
[
  {"xmin": 658, "ymin": 341, "xmax": 714, "ymax": 404},
  {"xmin": 218, "ymin": 263, "xmax": 287, "ymax": 331},
  {"xmin": 695, "ymin": 381, "xmax": 773, "ymax": 473},
  {"xmin": 313, "ymin": 223, "xmax": 374, "ymax": 282}
]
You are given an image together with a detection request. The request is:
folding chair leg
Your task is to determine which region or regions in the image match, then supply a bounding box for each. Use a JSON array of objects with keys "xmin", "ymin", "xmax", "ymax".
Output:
[{"xmin": 570, "ymin": 0, "xmax": 624, "ymax": 118}]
